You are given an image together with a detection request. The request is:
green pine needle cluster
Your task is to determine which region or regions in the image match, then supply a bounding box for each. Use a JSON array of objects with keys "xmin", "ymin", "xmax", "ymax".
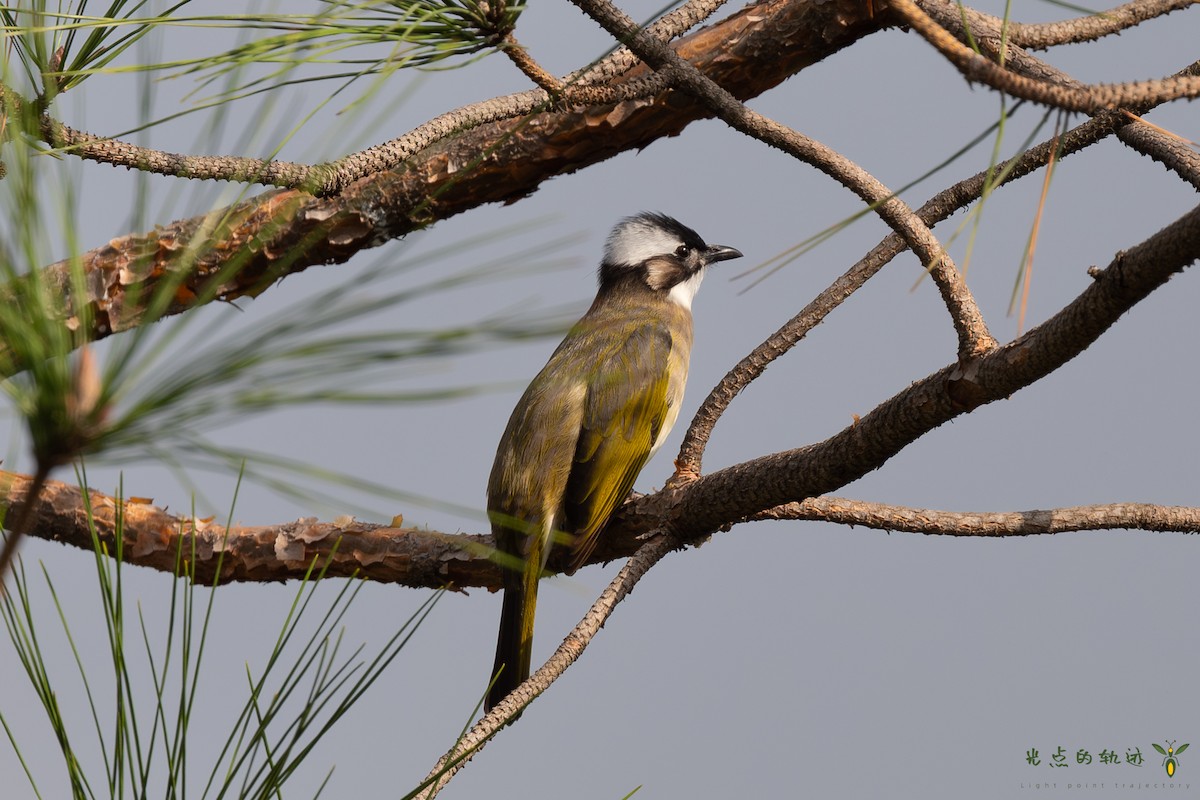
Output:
[
  {"xmin": 1, "ymin": 483, "xmax": 444, "ymax": 799},
  {"xmin": 2, "ymin": 1, "xmax": 526, "ymax": 106}
]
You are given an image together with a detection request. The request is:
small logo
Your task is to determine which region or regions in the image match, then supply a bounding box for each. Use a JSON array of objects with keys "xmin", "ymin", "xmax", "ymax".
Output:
[{"xmin": 1152, "ymin": 740, "xmax": 1190, "ymax": 777}]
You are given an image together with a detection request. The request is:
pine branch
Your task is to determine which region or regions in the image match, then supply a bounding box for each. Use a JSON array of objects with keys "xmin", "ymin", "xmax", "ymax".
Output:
[
  {"xmin": 1, "ymin": 0, "xmax": 882, "ymax": 371},
  {"xmin": 749, "ymin": 497, "xmax": 1200, "ymax": 535},
  {"xmin": 664, "ymin": 200, "xmax": 1200, "ymax": 537},
  {"xmin": 5, "ymin": 462, "xmax": 1200, "ymax": 588},
  {"xmin": 674, "ymin": 51, "xmax": 1200, "ymax": 476},
  {"xmin": 984, "ymin": 0, "xmax": 1196, "ymax": 50},
  {"xmin": 892, "ymin": 0, "xmax": 1200, "ymax": 111}
]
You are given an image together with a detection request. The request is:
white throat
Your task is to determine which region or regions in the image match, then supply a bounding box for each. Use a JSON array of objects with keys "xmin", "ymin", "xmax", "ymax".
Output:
[{"xmin": 667, "ymin": 269, "xmax": 704, "ymax": 310}]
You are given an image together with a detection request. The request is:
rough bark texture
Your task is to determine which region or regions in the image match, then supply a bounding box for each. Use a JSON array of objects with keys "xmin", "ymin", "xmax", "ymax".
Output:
[
  {"xmin": 1, "ymin": 471, "xmax": 496, "ymax": 588},
  {"xmin": 39, "ymin": 0, "xmax": 882, "ymax": 343}
]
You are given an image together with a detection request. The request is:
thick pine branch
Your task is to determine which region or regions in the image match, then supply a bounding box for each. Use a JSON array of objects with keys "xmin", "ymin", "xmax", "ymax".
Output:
[
  {"xmin": 15, "ymin": 0, "xmax": 882, "ymax": 351},
  {"xmin": 4, "ymin": 454, "xmax": 1200, "ymax": 588}
]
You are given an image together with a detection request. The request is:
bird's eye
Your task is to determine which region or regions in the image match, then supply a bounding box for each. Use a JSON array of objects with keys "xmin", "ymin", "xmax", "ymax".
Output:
[{"xmin": 674, "ymin": 244, "xmax": 690, "ymax": 257}]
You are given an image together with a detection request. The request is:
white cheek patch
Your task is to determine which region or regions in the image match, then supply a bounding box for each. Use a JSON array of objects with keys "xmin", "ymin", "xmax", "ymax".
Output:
[
  {"xmin": 667, "ymin": 269, "xmax": 705, "ymax": 310},
  {"xmin": 605, "ymin": 221, "xmax": 683, "ymax": 267}
]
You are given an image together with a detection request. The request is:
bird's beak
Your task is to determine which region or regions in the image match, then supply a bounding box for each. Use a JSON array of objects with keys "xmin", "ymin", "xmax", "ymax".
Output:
[{"xmin": 704, "ymin": 244, "xmax": 743, "ymax": 265}]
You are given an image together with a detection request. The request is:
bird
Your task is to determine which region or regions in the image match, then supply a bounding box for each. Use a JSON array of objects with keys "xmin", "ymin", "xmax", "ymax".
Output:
[{"xmin": 485, "ymin": 212, "xmax": 742, "ymax": 716}]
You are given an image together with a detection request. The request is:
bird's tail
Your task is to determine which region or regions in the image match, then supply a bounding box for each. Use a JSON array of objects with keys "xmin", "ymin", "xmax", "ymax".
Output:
[{"xmin": 486, "ymin": 558, "xmax": 538, "ymax": 717}]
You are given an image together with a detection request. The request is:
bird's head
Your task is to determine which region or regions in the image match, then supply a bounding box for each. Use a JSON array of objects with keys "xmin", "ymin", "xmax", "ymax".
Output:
[{"xmin": 599, "ymin": 212, "xmax": 742, "ymax": 310}]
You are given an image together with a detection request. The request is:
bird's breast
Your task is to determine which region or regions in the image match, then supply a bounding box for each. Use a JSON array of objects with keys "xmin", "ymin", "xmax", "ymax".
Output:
[{"xmin": 651, "ymin": 304, "xmax": 692, "ymax": 456}]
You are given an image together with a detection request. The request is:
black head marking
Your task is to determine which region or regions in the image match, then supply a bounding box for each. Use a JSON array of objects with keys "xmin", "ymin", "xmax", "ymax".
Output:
[
  {"xmin": 596, "ymin": 213, "xmax": 742, "ymax": 305},
  {"xmin": 602, "ymin": 212, "xmax": 707, "ymax": 272}
]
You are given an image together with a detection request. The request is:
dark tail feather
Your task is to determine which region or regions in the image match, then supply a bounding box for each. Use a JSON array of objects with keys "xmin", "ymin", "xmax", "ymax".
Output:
[{"xmin": 486, "ymin": 568, "xmax": 537, "ymax": 718}]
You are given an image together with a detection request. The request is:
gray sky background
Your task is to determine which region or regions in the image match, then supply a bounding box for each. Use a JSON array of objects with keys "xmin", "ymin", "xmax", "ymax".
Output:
[{"xmin": 2, "ymin": 1, "xmax": 1199, "ymax": 798}]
